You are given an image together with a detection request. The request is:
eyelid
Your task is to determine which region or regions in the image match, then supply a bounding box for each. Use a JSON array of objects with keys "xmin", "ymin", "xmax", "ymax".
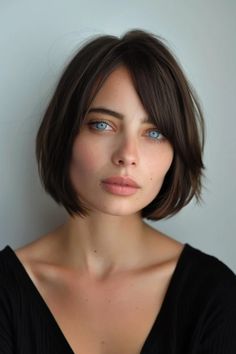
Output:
[
  {"xmin": 87, "ymin": 118, "xmax": 158, "ymax": 129},
  {"xmin": 88, "ymin": 119, "xmax": 113, "ymax": 126}
]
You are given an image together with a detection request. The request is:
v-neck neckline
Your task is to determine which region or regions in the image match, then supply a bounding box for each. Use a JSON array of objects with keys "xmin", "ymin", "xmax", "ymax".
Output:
[{"xmin": 4, "ymin": 243, "xmax": 190, "ymax": 354}]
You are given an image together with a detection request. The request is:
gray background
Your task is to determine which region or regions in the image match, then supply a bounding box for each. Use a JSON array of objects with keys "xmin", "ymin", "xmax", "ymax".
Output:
[{"xmin": 0, "ymin": 0, "xmax": 235, "ymax": 271}]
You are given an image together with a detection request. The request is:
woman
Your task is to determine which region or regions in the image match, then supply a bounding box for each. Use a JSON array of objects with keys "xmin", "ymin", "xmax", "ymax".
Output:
[{"xmin": 0, "ymin": 29, "xmax": 235, "ymax": 353}]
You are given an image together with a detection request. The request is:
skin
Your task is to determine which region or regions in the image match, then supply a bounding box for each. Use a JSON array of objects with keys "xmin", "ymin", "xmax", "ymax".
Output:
[
  {"xmin": 52, "ymin": 64, "xmax": 175, "ymax": 278},
  {"xmin": 15, "ymin": 65, "xmax": 184, "ymax": 353}
]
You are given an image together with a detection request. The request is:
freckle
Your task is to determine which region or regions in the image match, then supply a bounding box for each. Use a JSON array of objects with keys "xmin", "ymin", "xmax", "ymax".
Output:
[{"xmin": 93, "ymin": 249, "xmax": 97, "ymax": 253}]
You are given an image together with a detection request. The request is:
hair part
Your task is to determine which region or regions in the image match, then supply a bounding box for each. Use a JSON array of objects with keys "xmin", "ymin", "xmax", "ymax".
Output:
[{"xmin": 36, "ymin": 29, "xmax": 205, "ymax": 221}]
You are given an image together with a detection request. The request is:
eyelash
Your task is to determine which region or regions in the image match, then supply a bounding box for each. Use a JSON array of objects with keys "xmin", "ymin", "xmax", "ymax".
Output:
[{"xmin": 87, "ymin": 120, "xmax": 165, "ymax": 142}]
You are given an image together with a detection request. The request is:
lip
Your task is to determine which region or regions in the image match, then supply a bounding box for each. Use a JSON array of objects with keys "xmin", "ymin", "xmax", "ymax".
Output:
[{"xmin": 101, "ymin": 176, "xmax": 140, "ymax": 188}]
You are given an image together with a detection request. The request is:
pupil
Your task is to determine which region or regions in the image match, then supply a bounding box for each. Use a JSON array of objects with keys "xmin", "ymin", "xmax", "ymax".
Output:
[
  {"xmin": 98, "ymin": 122, "xmax": 106, "ymax": 129},
  {"xmin": 150, "ymin": 131, "xmax": 159, "ymax": 138}
]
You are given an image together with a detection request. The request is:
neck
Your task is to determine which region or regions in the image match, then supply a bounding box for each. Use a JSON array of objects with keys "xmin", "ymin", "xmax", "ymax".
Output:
[{"xmin": 55, "ymin": 212, "xmax": 149, "ymax": 278}]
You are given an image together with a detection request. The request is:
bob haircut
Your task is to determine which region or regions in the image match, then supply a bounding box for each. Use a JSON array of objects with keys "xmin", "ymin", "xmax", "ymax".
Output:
[{"xmin": 36, "ymin": 29, "xmax": 205, "ymax": 221}]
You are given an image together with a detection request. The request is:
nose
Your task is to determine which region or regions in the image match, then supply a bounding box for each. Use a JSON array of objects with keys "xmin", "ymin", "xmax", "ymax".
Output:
[{"xmin": 111, "ymin": 135, "xmax": 139, "ymax": 167}]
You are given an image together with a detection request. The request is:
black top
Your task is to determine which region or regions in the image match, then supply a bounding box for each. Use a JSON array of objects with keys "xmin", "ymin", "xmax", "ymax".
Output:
[{"xmin": 0, "ymin": 243, "xmax": 236, "ymax": 353}]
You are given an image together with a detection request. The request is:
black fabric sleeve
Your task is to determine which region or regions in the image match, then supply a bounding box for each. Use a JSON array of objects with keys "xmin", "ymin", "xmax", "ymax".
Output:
[
  {"xmin": 0, "ymin": 275, "xmax": 15, "ymax": 353},
  {"xmin": 197, "ymin": 269, "xmax": 236, "ymax": 353}
]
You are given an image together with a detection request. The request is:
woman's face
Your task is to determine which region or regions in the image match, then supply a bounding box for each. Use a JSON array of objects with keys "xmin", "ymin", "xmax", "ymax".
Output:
[{"xmin": 69, "ymin": 66, "xmax": 174, "ymax": 217}]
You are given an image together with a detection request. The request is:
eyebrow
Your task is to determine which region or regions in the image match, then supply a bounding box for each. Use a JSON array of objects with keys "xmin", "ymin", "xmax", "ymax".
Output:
[{"xmin": 87, "ymin": 107, "xmax": 152, "ymax": 123}]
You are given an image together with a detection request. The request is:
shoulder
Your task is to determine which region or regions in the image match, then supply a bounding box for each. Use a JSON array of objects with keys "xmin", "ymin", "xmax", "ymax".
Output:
[
  {"xmin": 181, "ymin": 244, "xmax": 236, "ymax": 320},
  {"xmin": 0, "ymin": 246, "xmax": 17, "ymax": 328},
  {"xmin": 0, "ymin": 245, "xmax": 14, "ymax": 283},
  {"xmin": 185, "ymin": 243, "xmax": 236, "ymax": 286},
  {"xmin": 0, "ymin": 245, "xmax": 21, "ymax": 294},
  {"xmin": 183, "ymin": 245, "xmax": 236, "ymax": 352},
  {"xmin": 171, "ymin": 243, "xmax": 236, "ymax": 322}
]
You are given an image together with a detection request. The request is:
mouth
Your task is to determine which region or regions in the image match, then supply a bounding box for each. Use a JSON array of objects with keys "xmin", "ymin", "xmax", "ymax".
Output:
[
  {"xmin": 101, "ymin": 181, "xmax": 139, "ymax": 196},
  {"xmin": 101, "ymin": 176, "xmax": 140, "ymax": 188}
]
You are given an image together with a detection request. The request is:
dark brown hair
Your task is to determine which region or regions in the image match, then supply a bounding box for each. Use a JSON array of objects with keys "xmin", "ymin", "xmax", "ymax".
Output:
[{"xmin": 36, "ymin": 29, "xmax": 205, "ymax": 221}]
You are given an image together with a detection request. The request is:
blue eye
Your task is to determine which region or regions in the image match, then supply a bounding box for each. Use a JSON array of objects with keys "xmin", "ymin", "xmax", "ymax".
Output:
[
  {"xmin": 147, "ymin": 129, "xmax": 164, "ymax": 140},
  {"xmin": 88, "ymin": 120, "xmax": 111, "ymax": 131},
  {"xmin": 88, "ymin": 120, "xmax": 164, "ymax": 141}
]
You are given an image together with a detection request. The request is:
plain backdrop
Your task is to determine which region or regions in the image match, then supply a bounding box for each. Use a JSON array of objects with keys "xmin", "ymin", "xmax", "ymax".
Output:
[{"xmin": 0, "ymin": 0, "xmax": 235, "ymax": 271}]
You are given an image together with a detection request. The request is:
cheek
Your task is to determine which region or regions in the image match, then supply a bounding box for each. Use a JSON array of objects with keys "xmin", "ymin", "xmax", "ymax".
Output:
[
  {"xmin": 164, "ymin": 151, "xmax": 174, "ymax": 173},
  {"xmin": 70, "ymin": 140, "xmax": 99, "ymax": 176},
  {"xmin": 146, "ymin": 148, "xmax": 174, "ymax": 180}
]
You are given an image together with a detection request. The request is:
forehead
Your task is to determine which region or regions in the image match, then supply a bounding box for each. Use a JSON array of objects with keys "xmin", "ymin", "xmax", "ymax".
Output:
[{"xmin": 88, "ymin": 66, "xmax": 149, "ymax": 121}]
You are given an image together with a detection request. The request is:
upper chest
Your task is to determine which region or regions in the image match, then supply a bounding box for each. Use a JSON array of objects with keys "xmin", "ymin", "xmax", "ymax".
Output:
[{"xmin": 17, "ymin": 254, "xmax": 179, "ymax": 354}]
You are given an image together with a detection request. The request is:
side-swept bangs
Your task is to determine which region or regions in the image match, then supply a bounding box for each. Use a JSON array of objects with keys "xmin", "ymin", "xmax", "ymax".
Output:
[{"xmin": 36, "ymin": 29, "xmax": 205, "ymax": 220}]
